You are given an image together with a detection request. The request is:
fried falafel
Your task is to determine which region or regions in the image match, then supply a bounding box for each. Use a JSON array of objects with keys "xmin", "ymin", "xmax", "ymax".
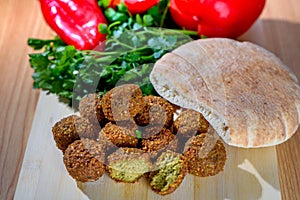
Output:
[
  {"xmin": 171, "ymin": 109, "xmax": 210, "ymax": 152},
  {"xmin": 106, "ymin": 148, "xmax": 152, "ymax": 183},
  {"xmin": 100, "ymin": 122, "xmax": 138, "ymax": 148},
  {"xmin": 138, "ymin": 125, "xmax": 164, "ymax": 139},
  {"xmin": 52, "ymin": 84, "xmax": 228, "ymax": 194},
  {"xmin": 52, "ymin": 115, "xmax": 95, "ymax": 152},
  {"xmin": 63, "ymin": 138, "xmax": 106, "ymax": 182},
  {"xmin": 147, "ymin": 150, "xmax": 187, "ymax": 195},
  {"xmin": 172, "ymin": 109, "xmax": 209, "ymax": 138},
  {"xmin": 134, "ymin": 95, "xmax": 174, "ymax": 128},
  {"xmin": 101, "ymin": 84, "xmax": 144, "ymax": 122},
  {"xmin": 141, "ymin": 127, "xmax": 178, "ymax": 158},
  {"xmin": 183, "ymin": 134, "xmax": 226, "ymax": 177},
  {"xmin": 115, "ymin": 120, "xmax": 138, "ymax": 132},
  {"xmin": 79, "ymin": 93, "xmax": 107, "ymax": 126}
]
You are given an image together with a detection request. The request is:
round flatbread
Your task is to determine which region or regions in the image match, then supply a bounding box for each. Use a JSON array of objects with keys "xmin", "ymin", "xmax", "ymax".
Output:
[{"xmin": 150, "ymin": 38, "xmax": 300, "ymax": 148}]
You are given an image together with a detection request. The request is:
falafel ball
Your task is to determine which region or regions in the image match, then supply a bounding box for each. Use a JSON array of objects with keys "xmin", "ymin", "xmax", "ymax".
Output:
[
  {"xmin": 101, "ymin": 84, "xmax": 144, "ymax": 122},
  {"xmin": 139, "ymin": 125, "xmax": 164, "ymax": 139},
  {"xmin": 147, "ymin": 150, "xmax": 187, "ymax": 195},
  {"xmin": 100, "ymin": 122, "xmax": 138, "ymax": 148},
  {"xmin": 141, "ymin": 127, "xmax": 178, "ymax": 157},
  {"xmin": 172, "ymin": 109, "xmax": 209, "ymax": 139},
  {"xmin": 63, "ymin": 138, "xmax": 106, "ymax": 182},
  {"xmin": 115, "ymin": 120, "xmax": 138, "ymax": 132},
  {"xmin": 52, "ymin": 115, "xmax": 95, "ymax": 152},
  {"xmin": 106, "ymin": 148, "xmax": 152, "ymax": 183},
  {"xmin": 79, "ymin": 93, "xmax": 107, "ymax": 128},
  {"xmin": 134, "ymin": 96, "xmax": 174, "ymax": 128},
  {"xmin": 183, "ymin": 134, "xmax": 226, "ymax": 177}
]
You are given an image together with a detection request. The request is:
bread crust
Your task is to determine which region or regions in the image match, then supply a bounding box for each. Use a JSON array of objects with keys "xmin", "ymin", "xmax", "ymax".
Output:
[{"xmin": 150, "ymin": 38, "xmax": 300, "ymax": 147}]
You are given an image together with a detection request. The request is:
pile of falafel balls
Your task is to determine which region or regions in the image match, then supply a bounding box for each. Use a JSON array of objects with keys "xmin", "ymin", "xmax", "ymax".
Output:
[{"xmin": 52, "ymin": 84, "xmax": 227, "ymax": 195}]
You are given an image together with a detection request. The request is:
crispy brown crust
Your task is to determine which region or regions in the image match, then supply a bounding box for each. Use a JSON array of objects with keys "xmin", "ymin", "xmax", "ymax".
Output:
[
  {"xmin": 63, "ymin": 139, "xmax": 106, "ymax": 182},
  {"xmin": 172, "ymin": 109, "xmax": 209, "ymax": 138},
  {"xmin": 100, "ymin": 122, "xmax": 138, "ymax": 148},
  {"xmin": 79, "ymin": 93, "xmax": 107, "ymax": 126},
  {"xmin": 101, "ymin": 84, "xmax": 144, "ymax": 122},
  {"xmin": 184, "ymin": 134, "xmax": 226, "ymax": 177},
  {"xmin": 106, "ymin": 148, "xmax": 152, "ymax": 183},
  {"xmin": 141, "ymin": 127, "xmax": 179, "ymax": 160},
  {"xmin": 147, "ymin": 151, "xmax": 187, "ymax": 195},
  {"xmin": 75, "ymin": 117, "xmax": 98, "ymax": 140},
  {"xmin": 139, "ymin": 125, "xmax": 164, "ymax": 139},
  {"xmin": 52, "ymin": 115, "xmax": 95, "ymax": 152},
  {"xmin": 115, "ymin": 120, "xmax": 138, "ymax": 132},
  {"xmin": 98, "ymin": 130, "xmax": 115, "ymax": 151},
  {"xmin": 107, "ymin": 148, "xmax": 147, "ymax": 163},
  {"xmin": 141, "ymin": 127, "xmax": 177, "ymax": 153},
  {"xmin": 172, "ymin": 109, "xmax": 210, "ymax": 153},
  {"xmin": 134, "ymin": 95, "xmax": 174, "ymax": 128}
]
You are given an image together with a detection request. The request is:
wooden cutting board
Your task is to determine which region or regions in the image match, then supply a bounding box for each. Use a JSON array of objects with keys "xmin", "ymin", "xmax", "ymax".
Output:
[{"xmin": 14, "ymin": 91, "xmax": 281, "ymax": 200}]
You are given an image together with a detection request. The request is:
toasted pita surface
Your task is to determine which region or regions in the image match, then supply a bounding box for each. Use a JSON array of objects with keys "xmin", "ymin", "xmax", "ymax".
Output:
[{"xmin": 150, "ymin": 38, "xmax": 300, "ymax": 148}]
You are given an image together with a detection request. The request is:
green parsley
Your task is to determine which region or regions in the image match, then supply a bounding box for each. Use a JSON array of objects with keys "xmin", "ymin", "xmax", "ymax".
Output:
[{"xmin": 27, "ymin": 0, "xmax": 198, "ymax": 108}]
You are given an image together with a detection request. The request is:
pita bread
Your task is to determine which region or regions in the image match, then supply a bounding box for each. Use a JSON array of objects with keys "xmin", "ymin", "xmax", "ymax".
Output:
[{"xmin": 150, "ymin": 38, "xmax": 300, "ymax": 148}]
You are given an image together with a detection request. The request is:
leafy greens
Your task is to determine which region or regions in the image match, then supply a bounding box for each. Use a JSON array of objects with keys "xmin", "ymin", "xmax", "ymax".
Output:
[{"xmin": 28, "ymin": 0, "xmax": 197, "ymax": 108}]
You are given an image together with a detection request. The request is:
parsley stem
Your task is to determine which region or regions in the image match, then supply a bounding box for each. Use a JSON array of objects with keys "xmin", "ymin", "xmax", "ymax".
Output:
[
  {"xmin": 176, "ymin": 29, "xmax": 198, "ymax": 36},
  {"xmin": 134, "ymin": 28, "xmax": 197, "ymax": 37},
  {"xmin": 84, "ymin": 50, "xmax": 119, "ymax": 56},
  {"xmin": 94, "ymin": 55, "xmax": 116, "ymax": 62},
  {"xmin": 106, "ymin": 38, "xmax": 135, "ymax": 50},
  {"xmin": 160, "ymin": 0, "xmax": 170, "ymax": 27}
]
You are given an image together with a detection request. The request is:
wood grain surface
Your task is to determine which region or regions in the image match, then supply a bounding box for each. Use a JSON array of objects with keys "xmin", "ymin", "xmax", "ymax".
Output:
[
  {"xmin": 14, "ymin": 92, "xmax": 282, "ymax": 200},
  {"xmin": 0, "ymin": 0, "xmax": 299, "ymax": 199}
]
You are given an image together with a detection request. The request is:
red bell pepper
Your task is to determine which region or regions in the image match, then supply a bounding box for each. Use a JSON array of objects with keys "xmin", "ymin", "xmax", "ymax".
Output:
[
  {"xmin": 170, "ymin": 0, "xmax": 266, "ymax": 38},
  {"xmin": 39, "ymin": 0, "xmax": 107, "ymax": 50}
]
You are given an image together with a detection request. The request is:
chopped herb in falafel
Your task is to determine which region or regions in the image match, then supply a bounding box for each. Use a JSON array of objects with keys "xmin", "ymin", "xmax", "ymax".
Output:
[
  {"xmin": 148, "ymin": 151, "xmax": 187, "ymax": 195},
  {"xmin": 106, "ymin": 148, "xmax": 152, "ymax": 183}
]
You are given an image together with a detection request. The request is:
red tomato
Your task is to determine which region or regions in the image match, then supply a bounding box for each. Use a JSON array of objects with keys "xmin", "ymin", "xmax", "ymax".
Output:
[
  {"xmin": 109, "ymin": 0, "xmax": 160, "ymax": 14},
  {"xmin": 170, "ymin": 0, "xmax": 266, "ymax": 38},
  {"xmin": 169, "ymin": 0, "xmax": 198, "ymax": 30}
]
